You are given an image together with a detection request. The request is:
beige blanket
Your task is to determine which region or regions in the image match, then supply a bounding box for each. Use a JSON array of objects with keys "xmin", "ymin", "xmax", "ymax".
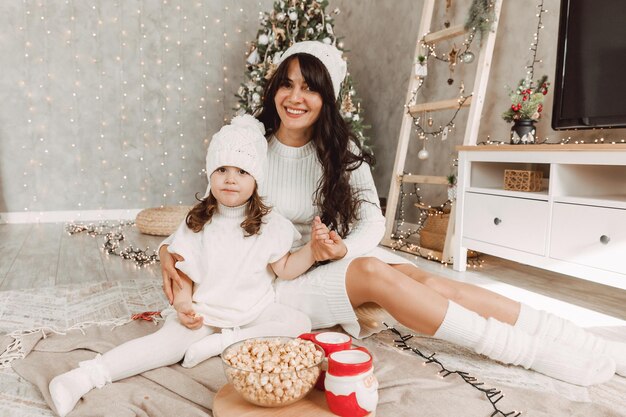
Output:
[
  {"xmin": 10, "ymin": 320, "xmax": 221, "ymax": 417},
  {"xmin": 8, "ymin": 319, "xmax": 626, "ymax": 417}
]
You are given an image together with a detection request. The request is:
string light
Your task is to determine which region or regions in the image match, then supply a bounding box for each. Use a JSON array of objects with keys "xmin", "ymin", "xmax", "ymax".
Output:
[
  {"xmin": 525, "ymin": 0, "xmax": 546, "ymax": 83},
  {"xmin": 385, "ymin": 325, "xmax": 522, "ymax": 417},
  {"xmin": 390, "ymin": 173, "xmax": 483, "ymax": 268},
  {"xmin": 22, "ymin": 0, "xmax": 35, "ymax": 211},
  {"xmin": 406, "ymin": 1, "xmax": 496, "ymax": 144},
  {"xmin": 65, "ymin": 221, "xmax": 158, "ymax": 267},
  {"xmin": 6, "ymin": 2, "xmax": 380, "ymax": 217}
]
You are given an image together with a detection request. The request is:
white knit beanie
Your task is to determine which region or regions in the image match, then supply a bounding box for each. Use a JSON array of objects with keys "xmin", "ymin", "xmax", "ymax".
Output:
[
  {"xmin": 203, "ymin": 114, "xmax": 267, "ymax": 198},
  {"xmin": 277, "ymin": 41, "xmax": 347, "ymax": 99}
]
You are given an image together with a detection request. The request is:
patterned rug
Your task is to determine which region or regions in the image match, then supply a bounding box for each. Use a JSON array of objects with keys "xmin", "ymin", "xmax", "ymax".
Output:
[
  {"xmin": 0, "ymin": 280, "xmax": 168, "ymax": 417},
  {"xmin": 1, "ymin": 279, "xmax": 625, "ymax": 417}
]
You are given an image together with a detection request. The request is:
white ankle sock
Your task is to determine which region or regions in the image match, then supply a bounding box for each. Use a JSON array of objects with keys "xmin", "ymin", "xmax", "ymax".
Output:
[
  {"xmin": 516, "ymin": 304, "xmax": 626, "ymax": 376},
  {"xmin": 435, "ymin": 301, "xmax": 616, "ymax": 386},
  {"xmin": 181, "ymin": 303, "xmax": 311, "ymax": 368},
  {"xmin": 49, "ymin": 355, "xmax": 111, "ymax": 417},
  {"xmin": 182, "ymin": 330, "xmax": 233, "ymax": 368}
]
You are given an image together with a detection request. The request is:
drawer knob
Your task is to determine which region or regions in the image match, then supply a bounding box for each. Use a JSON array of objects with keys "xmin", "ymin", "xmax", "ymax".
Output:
[
  {"xmin": 493, "ymin": 217, "xmax": 502, "ymax": 226},
  {"xmin": 600, "ymin": 235, "xmax": 610, "ymax": 245}
]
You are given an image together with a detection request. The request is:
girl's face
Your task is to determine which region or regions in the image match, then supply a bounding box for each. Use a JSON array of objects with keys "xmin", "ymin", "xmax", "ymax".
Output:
[
  {"xmin": 210, "ymin": 166, "xmax": 256, "ymax": 207},
  {"xmin": 274, "ymin": 58, "xmax": 323, "ymax": 140}
]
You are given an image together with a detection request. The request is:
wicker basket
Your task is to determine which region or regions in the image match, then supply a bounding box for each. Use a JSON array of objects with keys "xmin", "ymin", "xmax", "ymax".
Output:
[
  {"xmin": 419, "ymin": 211, "xmax": 449, "ymax": 251},
  {"xmin": 135, "ymin": 205, "xmax": 192, "ymax": 236},
  {"xmin": 420, "ymin": 229, "xmax": 446, "ymax": 252},
  {"xmin": 503, "ymin": 169, "xmax": 543, "ymax": 192}
]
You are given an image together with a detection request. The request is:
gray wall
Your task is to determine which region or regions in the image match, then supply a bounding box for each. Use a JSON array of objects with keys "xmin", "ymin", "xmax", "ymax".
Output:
[
  {"xmin": 0, "ymin": 0, "xmax": 273, "ymax": 213},
  {"xmin": 1, "ymin": 0, "xmax": 625, "ymax": 215}
]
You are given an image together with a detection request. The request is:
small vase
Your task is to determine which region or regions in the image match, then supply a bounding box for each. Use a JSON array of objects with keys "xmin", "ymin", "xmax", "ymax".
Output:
[{"xmin": 510, "ymin": 119, "xmax": 536, "ymax": 144}]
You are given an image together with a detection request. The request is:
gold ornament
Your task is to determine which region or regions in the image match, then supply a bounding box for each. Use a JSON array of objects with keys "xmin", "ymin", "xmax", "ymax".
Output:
[
  {"xmin": 272, "ymin": 24, "xmax": 286, "ymax": 43},
  {"xmin": 341, "ymin": 91, "xmax": 356, "ymax": 113},
  {"xmin": 265, "ymin": 63, "xmax": 278, "ymax": 80}
]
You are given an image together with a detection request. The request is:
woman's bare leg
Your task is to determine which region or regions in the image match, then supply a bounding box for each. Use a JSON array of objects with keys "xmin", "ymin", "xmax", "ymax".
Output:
[
  {"xmin": 391, "ymin": 264, "xmax": 520, "ymax": 325},
  {"xmin": 345, "ymin": 257, "xmax": 449, "ymax": 335},
  {"xmin": 345, "ymin": 258, "xmax": 616, "ymax": 386}
]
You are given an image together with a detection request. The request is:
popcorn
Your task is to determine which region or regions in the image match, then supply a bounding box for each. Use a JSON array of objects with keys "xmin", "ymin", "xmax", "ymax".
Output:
[{"xmin": 222, "ymin": 338, "xmax": 324, "ymax": 407}]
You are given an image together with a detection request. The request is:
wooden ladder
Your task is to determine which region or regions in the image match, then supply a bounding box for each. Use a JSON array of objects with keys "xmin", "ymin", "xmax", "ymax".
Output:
[{"xmin": 381, "ymin": 0, "xmax": 503, "ymax": 262}]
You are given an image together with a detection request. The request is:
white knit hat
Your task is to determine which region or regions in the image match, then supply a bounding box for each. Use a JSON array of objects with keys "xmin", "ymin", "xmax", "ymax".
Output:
[
  {"xmin": 203, "ymin": 114, "xmax": 267, "ymax": 198},
  {"xmin": 277, "ymin": 41, "xmax": 347, "ymax": 99}
]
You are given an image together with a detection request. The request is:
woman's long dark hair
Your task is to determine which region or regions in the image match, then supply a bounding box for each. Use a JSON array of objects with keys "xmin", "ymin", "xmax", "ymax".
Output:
[
  {"xmin": 257, "ymin": 53, "xmax": 375, "ymax": 238},
  {"xmin": 186, "ymin": 186, "xmax": 271, "ymax": 236}
]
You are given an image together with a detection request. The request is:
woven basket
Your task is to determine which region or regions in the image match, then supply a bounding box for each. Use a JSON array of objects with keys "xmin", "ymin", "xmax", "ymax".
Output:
[
  {"xmin": 135, "ymin": 206, "xmax": 192, "ymax": 236},
  {"xmin": 419, "ymin": 212, "xmax": 449, "ymax": 251},
  {"xmin": 420, "ymin": 230, "xmax": 445, "ymax": 252}
]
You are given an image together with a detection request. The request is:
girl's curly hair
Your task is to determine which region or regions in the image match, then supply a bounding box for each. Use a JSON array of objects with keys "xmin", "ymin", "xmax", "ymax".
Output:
[{"xmin": 186, "ymin": 186, "xmax": 271, "ymax": 236}]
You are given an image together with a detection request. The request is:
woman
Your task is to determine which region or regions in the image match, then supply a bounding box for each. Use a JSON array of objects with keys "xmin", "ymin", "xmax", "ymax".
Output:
[{"xmin": 160, "ymin": 41, "xmax": 623, "ymax": 386}]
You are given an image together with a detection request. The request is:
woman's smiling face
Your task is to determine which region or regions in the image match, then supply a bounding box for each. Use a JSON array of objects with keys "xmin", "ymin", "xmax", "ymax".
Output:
[{"xmin": 274, "ymin": 58, "xmax": 323, "ymax": 140}]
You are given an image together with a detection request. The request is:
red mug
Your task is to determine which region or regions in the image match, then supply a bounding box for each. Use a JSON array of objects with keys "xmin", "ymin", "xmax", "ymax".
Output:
[
  {"xmin": 299, "ymin": 332, "xmax": 352, "ymax": 390},
  {"xmin": 324, "ymin": 347, "xmax": 378, "ymax": 417}
]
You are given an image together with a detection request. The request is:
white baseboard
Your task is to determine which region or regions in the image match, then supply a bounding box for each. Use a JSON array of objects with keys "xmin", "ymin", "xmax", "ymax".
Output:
[{"xmin": 0, "ymin": 209, "xmax": 143, "ymax": 224}]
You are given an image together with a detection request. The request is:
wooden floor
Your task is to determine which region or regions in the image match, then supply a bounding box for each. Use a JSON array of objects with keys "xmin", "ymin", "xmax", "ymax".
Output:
[
  {"xmin": 0, "ymin": 223, "xmax": 163, "ymax": 290},
  {"xmin": 1, "ymin": 222, "xmax": 625, "ymax": 322}
]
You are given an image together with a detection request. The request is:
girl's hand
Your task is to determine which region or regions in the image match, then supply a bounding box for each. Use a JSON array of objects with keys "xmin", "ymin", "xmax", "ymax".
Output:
[
  {"xmin": 177, "ymin": 308, "xmax": 204, "ymax": 330},
  {"xmin": 159, "ymin": 245, "xmax": 185, "ymax": 304},
  {"xmin": 310, "ymin": 216, "xmax": 348, "ymax": 261}
]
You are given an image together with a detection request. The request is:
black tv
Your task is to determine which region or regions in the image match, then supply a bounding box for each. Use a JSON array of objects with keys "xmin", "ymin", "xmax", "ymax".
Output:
[{"xmin": 552, "ymin": 0, "xmax": 626, "ymax": 130}]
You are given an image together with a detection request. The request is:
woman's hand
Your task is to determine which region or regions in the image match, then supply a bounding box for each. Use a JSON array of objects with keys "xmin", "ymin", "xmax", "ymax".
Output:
[
  {"xmin": 159, "ymin": 245, "xmax": 185, "ymax": 304},
  {"xmin": 310, "ymin": 216, "xmax": 348, "ymax": 262}
]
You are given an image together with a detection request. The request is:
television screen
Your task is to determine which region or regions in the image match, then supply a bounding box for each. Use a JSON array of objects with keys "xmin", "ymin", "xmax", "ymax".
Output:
[{"xmin": 552, "ymin": 0, "xmax": 626, "ymax": 130}]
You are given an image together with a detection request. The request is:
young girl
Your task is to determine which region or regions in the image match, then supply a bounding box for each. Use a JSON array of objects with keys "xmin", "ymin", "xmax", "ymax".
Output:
[
  {"xmin": 48, "ymin": 115, "xmax": 314, "ymax": 417},
  {"xmin": 161, "ymin": 41, "xmax": 624, "ymax": 387}
]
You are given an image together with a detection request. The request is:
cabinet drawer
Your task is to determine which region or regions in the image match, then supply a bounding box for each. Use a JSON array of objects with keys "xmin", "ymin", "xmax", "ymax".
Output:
[
  {"xmin": 463, "ymin": 192, "xmax": 549, "ymax": 255},
  {"xmin": 550, "ymin": 203, "xmax": 626, "ymax": 274}
]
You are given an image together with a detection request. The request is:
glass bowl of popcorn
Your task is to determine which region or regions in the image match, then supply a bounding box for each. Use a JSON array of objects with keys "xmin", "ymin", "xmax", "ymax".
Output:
[{"xmin": 221, "ymin": 336, "xmax": 324, "ymax": 407}]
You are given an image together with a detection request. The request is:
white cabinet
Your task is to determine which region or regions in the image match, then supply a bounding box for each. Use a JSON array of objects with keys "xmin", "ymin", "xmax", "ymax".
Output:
[
  {"xmin": 463, "ymin": 193, "xmax": 549, "ymax": 255},
  {"xmin": 550, "ymin": 203, "xmax": 626, "ymax": 274},
  {"xmin": 453, "ymin": 145, "xmax": 626, "ymax": 290}
]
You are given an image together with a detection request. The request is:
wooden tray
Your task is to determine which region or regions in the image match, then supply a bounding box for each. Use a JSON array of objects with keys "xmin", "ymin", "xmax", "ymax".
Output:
[{"xmin": 213, "ymin": 383, "xmax": 375, "ymax": 417}]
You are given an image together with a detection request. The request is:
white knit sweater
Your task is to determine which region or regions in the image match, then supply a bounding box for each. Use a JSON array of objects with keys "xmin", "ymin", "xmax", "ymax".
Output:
[
  {"xmin": 167, "ymin": 204, "xmax": 300, "ymax": 327},
  {"xmin": 261, "ymin": 136, "xmax": 385, "ymax": 257}
]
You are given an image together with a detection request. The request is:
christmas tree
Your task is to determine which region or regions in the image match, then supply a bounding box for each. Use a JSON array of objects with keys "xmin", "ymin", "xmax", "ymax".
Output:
[{"xmin": 236, "ymin": 0, "xmax": 372, "ymax": 152}]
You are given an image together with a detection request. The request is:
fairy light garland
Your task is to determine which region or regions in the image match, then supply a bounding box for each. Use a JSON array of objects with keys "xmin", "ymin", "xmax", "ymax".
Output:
[
  {"xmin": 10, "ymin": 1, "xmax": 265, "ymax": 214},
  {"xmin": 525, "ymin": 0, "xmax": 545, "ymax": 83},
  {"xmin": 479, "ymin": 136, "xmax": 626, "ymax": 146},
  {"xmin": 21, "ymin": 0, "xmax": 36, "ymax": 212},
  {"xmin": 176, "ymin": 1, "xmax": 186, "ymax": 204},
  {"xmin": 385, "ymin": 325, "xmax": 521, "ymax": 417},
  {"xmin": 138, "ymin": 1, "xmax": 149, "ymax": 205},
  {"xmin": 390, "ymin": 171, "xmax": 484, "ymax": 268},
  {"xmin": 420, "ymin": 26, "xmax": 478, "ymax": 65},
  {"xmin": 390, "ymin": 175, "xmax": 457, "ymax": 265},
  {"xmin": 65, "ymin": 221, "xmax": 158, "ymax": 267},
  {"xmin": 407, "ymin": 0, "xmax": 497, "ymax": 144},
  {"xmin": 119, "ymin": 1, "xmax": 128, "ymax": 203}
]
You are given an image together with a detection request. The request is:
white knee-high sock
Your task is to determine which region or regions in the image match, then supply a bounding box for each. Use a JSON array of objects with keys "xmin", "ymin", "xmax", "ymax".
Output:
[
  {"xmin": 516, "ymin": 304, "xmax": 626, "ymax": 376},
  {"xmin": 182, "ymin": 303, "xmax": 311, "ymax": 368},
  {"xmin": 434, "ymin": 301, "xmax": 616, "ymax": 386},
  {"xmin": 49, "ymin": 354, "xmax": 111, "ymax": 417}
]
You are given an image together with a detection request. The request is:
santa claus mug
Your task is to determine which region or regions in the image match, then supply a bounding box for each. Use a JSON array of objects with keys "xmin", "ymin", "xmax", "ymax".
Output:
[
  {"xmin": 324, "ymin": 347, "xmax": 378, "ymax": 417},
  {"xmin": 299, "ymin": 332, "xmax": 353, "ymax": 390}
]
